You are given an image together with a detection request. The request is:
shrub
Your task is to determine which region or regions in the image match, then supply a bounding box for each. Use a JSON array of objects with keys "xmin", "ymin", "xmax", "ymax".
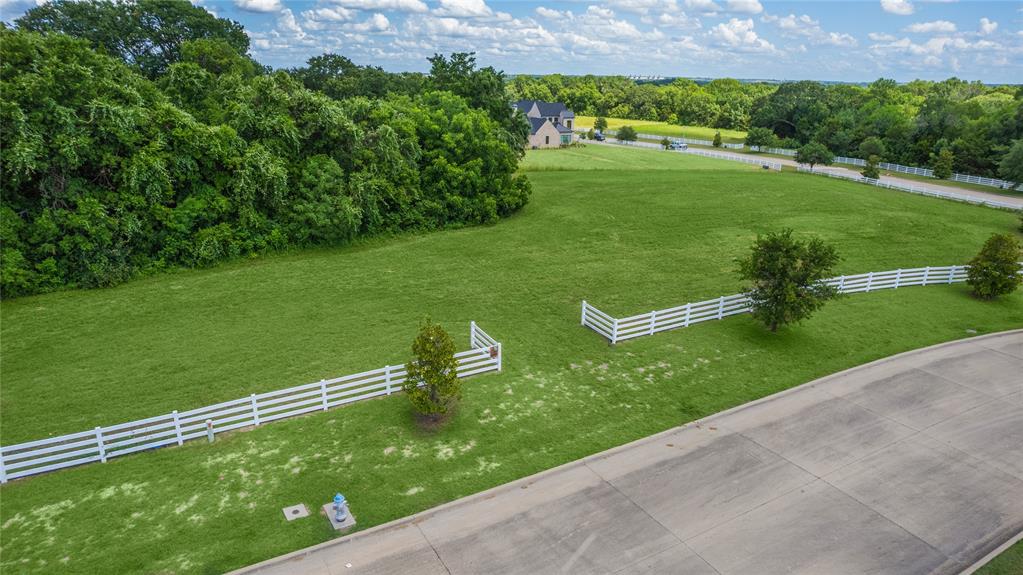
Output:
[
  {"xmin": 933, "ymin": 148, "xmax": 954, "ymax": 180},
  {"xmin": 966, "ymin": 234, "xmax": 1022, "ymax": 299},
  {"xmin": 617, "ymin": 125, "xmax": 637, "ymax": 143},
  {"xmin": 403, "ymin": 320, "xmax": 461, "ymax": 423},
  {"xmin": 745, "ymin": 127, "xmax": 776, "ymax": 151},
  {"xmin": 594, "ymin": 116, "xmax": 608, "ymax": 132},
  {"xmin": 858, "ymin": 136, "xmax": 886, "ymax": 160},
  {"xmin": 712, "ymin": 131, "xmax": 722, "ymax": 147},
  {"xmin": 660, "ymin": 137, "xmax": 671, "ymax": 150},
  {"xmin": 738, "ymin": 229, "xmax": 840, "ymax": 332},
  {"xmin": 795, "ymin": 142, "xmax": 834, "ymax": 170},
  {"xmin": 861, "ymin": 155, "xmax": 880, "ymax": 180}
]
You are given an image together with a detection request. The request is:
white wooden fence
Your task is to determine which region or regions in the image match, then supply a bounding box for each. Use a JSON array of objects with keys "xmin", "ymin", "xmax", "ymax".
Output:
[
  {"xmin": 682, "ymin": 148, "xmax": 781, "ymax": 170},
  {"xmin": 797, "ymin": 167, "xmax": 1020, "ymax": 210},
  {"xmin": 582, "ymin": 264, "xmax": 1021, "ymax": 344},
  {"xmin": 0, "ymin": 322, "xmax": 503, "ymax": 483}
]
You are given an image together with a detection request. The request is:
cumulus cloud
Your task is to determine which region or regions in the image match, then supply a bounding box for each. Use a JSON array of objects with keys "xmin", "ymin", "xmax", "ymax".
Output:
[
  {"xmin": 235, "ymin": 0, "xmax": 282, "ymax": 13},
  {"xmin": 710, "ymin": 17, "xmax": 774, "ymax": 51},
  {"xmin": 685, "ymin": 0, "xmax": 721, "ymax": 14},
  {"xmin": 302, "ymin": 6, "xmax": 355, "ymax": 24},
  {"xmin": 349, "ymin": 12, "xmax": 392, "ymax": 32},
  {"xmin": 868, "ymin": 32, "xmax": 898, "ymax": 41},
  {"xmin": 434, "ymin": 0, "xmax": 492, "ymax": 18},
  {"xmin": 535, "ymin": 6, "xmax": 569, "ymax": 19},
  {"xmin": 329, "ymin": 0, "xmax": 428, "ymax": 13},
  {"xmin": 606, "ymin": 0, "xmax": 671, "ymax": 14},
  {"xmin": 726, "ymin": 0, "xmax": 762, "ymax": 14},
  {"xmin": 978, "ymin": 18, "xmax": 997, "ymax": 35},
  {"xmin": 277, "ymin": 8, "xmax": 306, "ymax": 37},
  {"xmin": 880, "ymin": 0, "xmax": 913, "ymax": 15},
  {"xmin": 762, "ymin": 13, "xmax": 857, "ymax": 47},
  {"xmin": 903, "ymin": 20, "xmax": 956, "ymax": 33}
]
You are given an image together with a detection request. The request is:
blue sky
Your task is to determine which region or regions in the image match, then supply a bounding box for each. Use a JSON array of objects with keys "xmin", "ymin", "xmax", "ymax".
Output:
[{"xmin": 3, "ymin": 0, "xmax": 1022, "ymax": 82}]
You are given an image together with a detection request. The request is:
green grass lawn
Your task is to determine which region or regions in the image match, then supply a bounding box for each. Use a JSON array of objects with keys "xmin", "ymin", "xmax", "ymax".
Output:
[
  {"xmin": 574, "ymin": 115, "xmax": 747, "ymax": 143},
  {"xmin": 2, "ymin": 145, "xmax": 1021, "ymax": 574},
  {"xmin": 519, "ymin": 142, "xmax": 759, "ymax": 172}
]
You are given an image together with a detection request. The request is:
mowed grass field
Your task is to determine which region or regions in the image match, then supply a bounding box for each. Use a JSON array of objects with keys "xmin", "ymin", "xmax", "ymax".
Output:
[
  {"xmin": 574, "ymin": 115, "xmax": 747, "ymax": 143},
  {"xmin": 2, "ymin": 145, "xmax": 1021, "ymax": 574}
]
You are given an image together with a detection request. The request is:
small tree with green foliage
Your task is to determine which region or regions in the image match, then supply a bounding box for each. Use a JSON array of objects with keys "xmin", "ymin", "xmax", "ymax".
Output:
[
  {"xmin": 594, "ymin": 116, "xmax": 608, "ymax": 133},
  {"xmin": 932, "ymin": 148, "xmax": 954, "ymax": 179},
  {"xmin": 712, "ymin": 131, "xmax": 723, "ymax": 147},
  {"xmin": 966, "ymin": 234, "xmax": 1022, "ymax": 300},
  {"xmin": 617, "ymin": 125, "xmax": 638, "ymax": 143},
  {"xmin": 858, "ymin": 136, "xmax": 886, "ymax": 161},
  {"xmin": 745, "ymin": 127, "xmax": 776, "ymax": 151},
  {"xmin": 861, "ymin": 155, "xmax": 880, "ymax": 180},
  {"xmin": 661, "ymin": 137, "xmax": 671, "ymax": 150},
  {"xmin": 404, "ymin": 320, "xmax": 461, "ymax": 423},
  {"xmin": 738, "ymin": 229, "xmax": 840, "ymax": 332},
  {"xmin": 795, "ymin": 142, "xmax": 834, "ymax": 170},
  {"xmin": 999, "ymin": 140, "xmax": 1023, "ymax": 191},
  {"xmin": 586, "ymin": 128, "xmax": 595, "ymax": 140}
]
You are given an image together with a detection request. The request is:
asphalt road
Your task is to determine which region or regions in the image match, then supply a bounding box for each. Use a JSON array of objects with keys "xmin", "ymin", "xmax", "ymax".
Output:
[{"xmin": 233, "ymin": 331, "xmax": 1023, "ymax": 575}]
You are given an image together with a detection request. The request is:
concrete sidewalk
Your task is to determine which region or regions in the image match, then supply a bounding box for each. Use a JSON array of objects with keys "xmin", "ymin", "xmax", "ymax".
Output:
[{"xmin": 234, "ymin": 331, "xmax": 1023, "ymax": 575}]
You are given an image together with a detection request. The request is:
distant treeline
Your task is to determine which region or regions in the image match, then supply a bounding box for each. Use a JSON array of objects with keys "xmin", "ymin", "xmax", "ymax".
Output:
[
  {"xmin": 508, "ymin": 75, "xmax": 1023, "ymax": 177},
  {"xmin": 1, "ymin": 0, "xmax": 530, "ymax": 298}
]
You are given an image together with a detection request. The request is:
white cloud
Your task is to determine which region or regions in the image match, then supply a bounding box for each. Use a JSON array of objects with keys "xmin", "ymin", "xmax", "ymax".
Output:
[
  {"xmin": 434, "ymin": 0, "xmax": 492, "ymax": 18},
  {"xmin": 978, "ymin": 18, "xmax": 997, "ymax": 35},
  {"xmin": 903, "ymin": 20, "xmax": 956, "ymax": 33},
  {"xmin": 328, "ymin": 0, "xmax": 428, "ymax": 13},
  {"xmin": 649, "ymin": 10, "xmax": 701, "ymax": 30},
  {"xmin": 606, "ymin": 0, "xmax": 671, "ymax": 14},
  {"xmin": 302, "ymin": 6, "xmax": 355, "ymax": 24},
  {"xmin": 685, "ymin": 0, "xmax": 721, "ymax": 14},
  {"xmin": 350, "ymin": 12, "xmax": 392, "ymax": 32},
  {"xmin": 762, "ymin": 14, "xmax": 858, "ymax": 47},
  {"xmin": 535, "ymin": 6, "xmax": 569, "ymax": 19},
  {"xmin": 277, "ymin": 8, "xmax": 306, "ymax": 37},
  {"xmin": 234, "ymin": 0, "xmax": 282, "ymax": 13},
  {"xmin": 710, "ymin": 17, "xmax": 774, "ymax": 51},
  {"xmin": 868, "ymin": 32, "xmax": 897, "ymax": 41},
  {"xmin": 726, "ymin": 0, "xmax": 762, "ymax": 14},
  {"xmin": 585, "ymin": 5, "xmax": 616, "ymax": 20},
  {"xmin": 880, "ymin": 0, "xmax": 914, "ymax": 16}
]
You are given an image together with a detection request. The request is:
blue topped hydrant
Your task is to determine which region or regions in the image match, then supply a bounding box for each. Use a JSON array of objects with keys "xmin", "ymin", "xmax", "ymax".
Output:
[{"xmin": 333, "ymin": 493, "xmax": 348, "ymax": 523}]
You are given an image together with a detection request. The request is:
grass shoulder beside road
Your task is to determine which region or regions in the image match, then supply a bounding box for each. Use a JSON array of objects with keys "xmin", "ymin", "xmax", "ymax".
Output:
[{"xmin": 2, "ymin": 144, "xmax": 1020, "ymax": 574}]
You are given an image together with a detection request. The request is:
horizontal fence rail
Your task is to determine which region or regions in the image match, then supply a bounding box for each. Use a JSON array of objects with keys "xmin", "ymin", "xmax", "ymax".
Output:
[
  {"xmin": 0, "ymin": 322, "xmax": 503, "ymax": 483},
  {"xmin": 797, "ymin": 167, "xmax": 1020, "ymax": 210},
  {"xmin": 582, "ymin": 264, "xmax": 1022, "ymax": 344}
]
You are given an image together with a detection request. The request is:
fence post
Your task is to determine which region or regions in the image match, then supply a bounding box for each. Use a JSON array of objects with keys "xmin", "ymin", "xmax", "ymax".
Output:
[
  {"xmin": 206, "ymin": 419, "xmax": 215, "ymax": 443},
  {"xmin": 470, "ymin": 320, "xmax": 477, "ymax": 348},
  {"xmin": 684, "ymin": 303, "xmax": 692, "ymax": 327},
  {"xmin": 895, "ymin": 269, "xmax": 902, "ymax": 288},
  {"xmin": 611, "ymin": 318, "xmax": 619, "ymax": 345},
  {"xmin": 581, "ymin": 301, "xmax": 588, "ymax": 326},
  {"xmin": 923, "ymin": 266, "xmax": 930, "ymax": 285},
  {"xmin": 866, "ymin": 271, "xmax": 874, "ymax": 292},
  {"xmin": 0, "ymin": 450, "xmax": 7, "ymax": 484},
  {"xmin": 496, "ymin": 342, "xmax": 503, "ymax": 372},
  {"xmin": 320, "ymin": 379, "xmax": 329, "ymax": 410},
  {"xmin": 385, "ymin": 365, "xmax": 393, "ymax": 395},
  {"xmin": 837, "ymin": 275, "xmax": 846, "ymax": 292},
  {"xmin": 250, "ymin": 393, "xmax": 260, "ymax": 426},
  {"xmin": 173, "ymin": 410, "xmax": 183, "ymax": 446},
  {"xmin": 649, "ymin": 310, "xmax": 657, "ymax": 335},
  {"xmin": 717, "ymin": 296, "xmax": 725, "ymax": 320},
  {"xmin": 95, "ymin": 427, "xmax": 107, "ymax": 463},
  {"xmin": 948, "ymin": 267, "xmax": 955, "ymax": 284}
]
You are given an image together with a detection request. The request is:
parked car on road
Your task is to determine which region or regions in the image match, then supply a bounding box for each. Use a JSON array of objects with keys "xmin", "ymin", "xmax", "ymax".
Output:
[
  {"xmin": 593, "ymin": 132, "xmax": 606, "ymax": 141},
  {"xmin": 669, "ymin": 141, "xmax": 688, "ymax": 150}
]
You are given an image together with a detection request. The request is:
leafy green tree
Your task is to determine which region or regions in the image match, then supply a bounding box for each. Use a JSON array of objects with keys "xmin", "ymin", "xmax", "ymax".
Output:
[
  {"xmin": 713, "ymin": 131, "xmax": 723, "ymax": 147},
  {"xmin": 586, "ymin": 128, "xmax": 595, "ymax": 140},
  {"xmin": 862, "ymin": 155, "xmax": 881, "ymax": 180},
  {"xmin": 617, "ymin": 125, "xmax": 638, "ymax": 143},
  {"xmin": 661, "ymin": 137, "xmax": 671, "ymax": 150},
  {"xmin": 966, "ymin": 234, "xmax": 1022, "ymax": 299},
  {"xmin": 594, "ymin": 116, "xmax": 608, "ymax": 132},
  {"xmin": 16, "ymin": 0, "xmax": 250, "ymax": 78},
  {"xmin": 745, "ymin": 127, "xmax": 776, "ymax": 151},
  {"xmin": 998, "ymin": 140, "xmax": 1023, "ymax": 190},
  {"xmin": 795, "ymin": 142, "xmax": 834, "ymax": 170},
  {"xmin": 737, "ymin": 229, "xmax": 841, "ymax": 332},
  {"xmin": 932, "ymin": 147, "xmax": 954, "ymax": 179},
  {"xmin": 858, "ymin": 136, "xmax": 887, "ymax": 160},
  {"xmin": 403, "ymin": 320, "xmax": 460, "ymax": 423}
]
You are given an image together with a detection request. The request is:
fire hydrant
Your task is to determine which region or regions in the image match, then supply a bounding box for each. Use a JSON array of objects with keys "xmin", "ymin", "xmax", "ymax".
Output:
[{"xmin": 333, "ymin": 493, "xmax": 348, "ymax": 523}]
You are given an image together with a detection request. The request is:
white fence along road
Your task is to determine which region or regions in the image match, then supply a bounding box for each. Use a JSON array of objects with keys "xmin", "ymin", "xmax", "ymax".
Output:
[
  {"xmin": 583, "ymin": 264, "xmax": 1022, "ymax": 344},
  {"xmin": 0, "ymin": 322, "xmax": 503, "ymax": 483}
]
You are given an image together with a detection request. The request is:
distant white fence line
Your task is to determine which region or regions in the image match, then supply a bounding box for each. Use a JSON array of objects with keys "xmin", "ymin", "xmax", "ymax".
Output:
[
  {"xmin": 797, "ymin": 167, "xmax": 1020, "ymax": 210},
  {"xmin": 682, "ymin": 148, "xmax": 781, "ymax": 171},
  {"xmin": 582, "ymin": 264, "xmax": 1021, "ymax": 344},
  {"xmin": 0, "ymin": 322, "xmax": 503, "ymax": 483}
]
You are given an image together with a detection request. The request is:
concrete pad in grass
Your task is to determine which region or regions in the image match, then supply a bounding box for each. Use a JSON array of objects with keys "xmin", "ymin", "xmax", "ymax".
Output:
[
  {"xmin": 686, "ymin": 479, "xmax": 946, "ymax": 575},
  {"xmin": 825, "ymin": 434, "xmax": 1023, "ymax": 568}
]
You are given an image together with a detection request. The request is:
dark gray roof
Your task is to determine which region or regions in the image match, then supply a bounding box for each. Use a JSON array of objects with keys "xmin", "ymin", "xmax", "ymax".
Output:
[
  {"xmin": 513, "ymin": 100, "xmax": 536, "ymax": 113},
  {"xmin": 514, "ymin": 100, "xmax": 573, "ymax": 118},
  {"xmin": 527, "ymin": 117, "xmax": 547, "ymax": 135},
  {"xmin": 555, "ymin": 123, "xmax": 574, "ymax": 134}
]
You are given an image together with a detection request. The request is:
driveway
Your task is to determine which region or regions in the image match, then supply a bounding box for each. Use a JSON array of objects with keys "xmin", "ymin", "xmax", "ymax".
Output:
[{"xmin": 234, "ymin": 331, "xmax": 1023, "ymax": 575}]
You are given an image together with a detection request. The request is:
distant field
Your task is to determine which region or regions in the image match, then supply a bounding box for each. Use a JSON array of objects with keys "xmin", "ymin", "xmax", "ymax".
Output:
[
  {"xmin": 574, "ymin": 115, "xmax": 747, "ymax": 143},
  {"xmin": 2, "ymin": 144, "xmax": 1020, "ymax": 574}
]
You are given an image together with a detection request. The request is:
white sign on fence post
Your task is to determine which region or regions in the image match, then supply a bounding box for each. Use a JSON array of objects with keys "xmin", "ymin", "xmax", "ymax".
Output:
[
  {"xmin": 95, "ymin": 427, "xmax": 107, "ymax": 463},
  {"xmin": 320, "ymin": 379, "xmax": 328, "ymax": 410},
  {"xmin": 173, "ymin": 410, "xmax": 183, "ymax": 446},
  {"xmin": 581, "ymin": 301, "xmax": 588, "ymax": 326},
  {"xmin": 385, "ymin": 365, "xmax": 393, "ymax": 395},
  {"xmin": 251, "ymin": 394, "xmax": 260, "ymax": 426}
]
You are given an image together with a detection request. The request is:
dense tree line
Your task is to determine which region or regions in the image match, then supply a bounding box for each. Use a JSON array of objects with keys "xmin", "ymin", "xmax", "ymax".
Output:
[
  {"xmin": 511, "ymin": 74, "xmax": 1023, "ymax": 178},
  {"xmin": 0, "ymin": 1, "xmax": 530, "ymax": 298}
]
